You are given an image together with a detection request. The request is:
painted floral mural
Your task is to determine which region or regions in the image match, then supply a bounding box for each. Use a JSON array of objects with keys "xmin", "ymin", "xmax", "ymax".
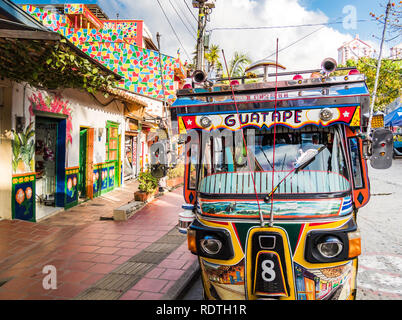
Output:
[
  {"xmin": 12, "ymin": 122, "xmax": 35, "ymax": 174},
  {"xmin": 28, "ymin": 92, "xmax": 73, "ymax": 145}
]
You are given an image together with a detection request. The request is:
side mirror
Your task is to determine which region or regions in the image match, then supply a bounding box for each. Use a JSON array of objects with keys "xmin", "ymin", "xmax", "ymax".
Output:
[{"xmin": 370, "ymin": 128, "xmax": 393, "ymax": 169}]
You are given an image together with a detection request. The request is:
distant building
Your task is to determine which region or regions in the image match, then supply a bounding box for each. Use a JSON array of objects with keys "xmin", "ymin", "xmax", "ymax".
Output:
[
  {"xmin": 337, "ymin": 35, "xmax": 375, "ymax": 65},
  {"xmin": 390, "ymin": 43, "xmax": 402, "ymax": 60}
]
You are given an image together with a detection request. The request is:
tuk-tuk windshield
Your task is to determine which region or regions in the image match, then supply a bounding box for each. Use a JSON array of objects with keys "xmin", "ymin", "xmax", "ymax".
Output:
[{"xmin": 198, "ymin": 125, "xmax": 350, "ymax": 195}]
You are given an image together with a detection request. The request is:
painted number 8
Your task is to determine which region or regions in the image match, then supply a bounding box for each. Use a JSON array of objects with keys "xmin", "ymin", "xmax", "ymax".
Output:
[{"xmin": 261, "ymin": 259, "xmax": 276, "ymax": 282}]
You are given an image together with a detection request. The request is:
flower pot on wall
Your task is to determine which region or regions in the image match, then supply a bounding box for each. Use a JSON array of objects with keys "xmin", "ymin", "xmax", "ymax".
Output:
[{"xmin": 134, "ymin": 190, "xmax": 156, "ymax": 202}]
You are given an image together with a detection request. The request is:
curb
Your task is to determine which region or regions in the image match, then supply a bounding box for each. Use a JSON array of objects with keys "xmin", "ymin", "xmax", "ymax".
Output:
[{"xmin": 163, "ymin": 258, "xmax": 200, "ymax": 300}]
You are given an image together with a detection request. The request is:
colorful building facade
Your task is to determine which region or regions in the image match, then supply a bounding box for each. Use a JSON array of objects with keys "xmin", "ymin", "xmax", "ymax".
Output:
[
  {"xmin": 21, "ymin": 3, "xmax": 186, "ymax": 183},
  {"xmin": 0, "ymin": 2, "xmax": 187, "ymax": 222},
  {"xmin": 2, "ymin": 80, "xmax": 128, "ymax": 222},
  {"xmin": 22, "ymin": 4, "xmax": 186, "ymax": 103}
]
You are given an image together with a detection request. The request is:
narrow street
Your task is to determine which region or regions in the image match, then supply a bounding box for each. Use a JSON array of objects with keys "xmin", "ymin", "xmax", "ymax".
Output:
[
  {"xmin": 0, "ymin": 0, "xmax": 400, "ymax": 304},
  {"xmin": 0, "ymin": 183, "xmax": 198, "ymax": 300},
  {"xmin": 356, "ymin": 158, "xmax": 402, "ymax": 300}
]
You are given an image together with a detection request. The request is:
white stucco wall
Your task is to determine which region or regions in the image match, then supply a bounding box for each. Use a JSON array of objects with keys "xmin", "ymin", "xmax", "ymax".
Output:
[
  {"xmin": 10, "ymin": 83, "xmax": 125, "ymax": 172},
  {"xmin": 60, "ymin": 88, "xmax": 125, "ymax": 168}
]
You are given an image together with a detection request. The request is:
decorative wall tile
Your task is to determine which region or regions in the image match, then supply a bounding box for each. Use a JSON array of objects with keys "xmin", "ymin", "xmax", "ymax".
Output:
[
  {"xmin": 12, "ymin": 173, "xmax": 36, "ymax": 222},
  {"xmin": 65, "ymin": 167, "xmax": 79, "ymax": 208}
]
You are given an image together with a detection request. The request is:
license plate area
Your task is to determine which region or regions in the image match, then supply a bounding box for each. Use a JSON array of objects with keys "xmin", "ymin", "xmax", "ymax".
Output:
[
  {"xmin": 254, "ymin": 251, "xmax": 288, "ymax": 296},
  {"xmin": 250, "ymin": 232, "xmax": 290, "ymax": 297}
]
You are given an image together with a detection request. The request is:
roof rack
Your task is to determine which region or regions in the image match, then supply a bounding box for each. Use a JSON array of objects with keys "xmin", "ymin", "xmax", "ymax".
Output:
[{"xmin": 210, "ymin": 66, "xmax": 358, "ymax": 83}]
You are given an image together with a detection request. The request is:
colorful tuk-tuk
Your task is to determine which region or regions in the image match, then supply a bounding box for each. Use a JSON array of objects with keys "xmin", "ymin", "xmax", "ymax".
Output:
[{"xmin": 171, "ymin": 59, "xmax": 392, "ymax": 300}]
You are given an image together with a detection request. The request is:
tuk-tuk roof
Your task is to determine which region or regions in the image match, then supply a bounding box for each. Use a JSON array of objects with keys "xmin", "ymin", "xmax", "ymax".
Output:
[
  {"xmin": 175, "ymin": 74, "xmax": 368, "ymax": 99},
  {"xmin": 171, "ymin": 74, "xmax": 370, "ymax": 129}
]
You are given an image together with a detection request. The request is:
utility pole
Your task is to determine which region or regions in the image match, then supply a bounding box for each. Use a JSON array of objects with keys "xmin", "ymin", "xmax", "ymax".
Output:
[
  {"xmin": 366, "ymin": 0, "xmax": 391, "ymax": 136},
  {"xmin": 156, "ymin": 32, "xmax": 172, "ymax": 173},
  {"xmin": 193, "ymin": 0, "xmax": 215, "ymax": 72},
  {"xmin": 156, "ymin": 32, "xmax": 168, "ymax": 125}
]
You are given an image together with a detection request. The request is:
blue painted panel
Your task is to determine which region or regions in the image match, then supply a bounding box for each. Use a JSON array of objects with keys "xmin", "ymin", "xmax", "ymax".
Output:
[{"xmin": 55, "ymin": 119, "xmax": 66, "ymax": 207}]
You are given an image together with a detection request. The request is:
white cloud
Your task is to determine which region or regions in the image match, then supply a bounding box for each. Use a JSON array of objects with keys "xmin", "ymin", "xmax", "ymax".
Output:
[{"xmin": 98, "ymin": 0, "xmax": 371, "ymax": 71}]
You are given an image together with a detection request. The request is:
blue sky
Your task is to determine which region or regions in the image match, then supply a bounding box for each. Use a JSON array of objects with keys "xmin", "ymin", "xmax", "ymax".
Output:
[
  {"xmin": 15, "ymin": 0, "xmax": 389, "ymax": 39},
  {"xmin": 14, "ymin": 0, "xmax": 398, "ymax": 69},
  {"xmin": 301, "ymin": 0, "xmax": 388, "ymax": 41}
]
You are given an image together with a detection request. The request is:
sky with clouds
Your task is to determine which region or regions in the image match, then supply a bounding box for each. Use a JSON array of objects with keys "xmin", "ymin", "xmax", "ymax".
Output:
[{"xmin": 16, "ymin": 0, "xmax": 399, "ymax": 72}]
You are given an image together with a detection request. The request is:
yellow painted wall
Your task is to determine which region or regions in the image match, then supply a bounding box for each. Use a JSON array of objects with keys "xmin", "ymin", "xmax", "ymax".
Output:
[{"xmin": 0, "ymin": 81, "xmax": 13, "ymax": 219}]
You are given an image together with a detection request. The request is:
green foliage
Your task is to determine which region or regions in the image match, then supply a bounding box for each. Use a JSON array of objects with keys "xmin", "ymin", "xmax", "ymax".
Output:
[
  {"xmin": 205, "ymin": 44, "xmax": 221, "ymax": 73},
  {"xmin": 138, "ymin": 171, "xmax": 159, "ymax": 193},
  {"xmin": 12, "ymin": 122, "xmax": 35, "ymax": 173},
  {"xmin": 227, "ymin": 52, "xmax": 252, "ymax": 78},
  {"xmin": 167, "ymin": 164, "xmax": 184, "ymax": 179},
  {"xmin": 0, "ymin": 38, "xmax": 118, "ymax": 94},
  {"xmin": 336, "ymin": 57, "xmax": 402, "ymax": 111}
]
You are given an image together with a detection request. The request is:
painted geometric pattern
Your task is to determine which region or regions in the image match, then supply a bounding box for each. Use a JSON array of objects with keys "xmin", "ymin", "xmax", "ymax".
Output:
[
  {"xmin": 62, "ymin": 28, "xmax": 139, "ymax": 45},
  {"xmin": 103, "ymin": 21, "xmax": 138, "ymax": 40},
  {"xmin": 22, "ymin": 4, "xmax": 69, "ymax": 33},
  {"xmin": 64, "ymin": 4, "xmax": 84, "ymax": 14},
  {"xmin": 22, "ymin": 5, "xmax": 184, "ymax": 103}
]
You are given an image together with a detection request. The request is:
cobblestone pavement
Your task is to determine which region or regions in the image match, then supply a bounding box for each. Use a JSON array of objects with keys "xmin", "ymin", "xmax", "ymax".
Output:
[{"xmin": 0, "ymin": 181, "xmax": 197, "ymax": 300}]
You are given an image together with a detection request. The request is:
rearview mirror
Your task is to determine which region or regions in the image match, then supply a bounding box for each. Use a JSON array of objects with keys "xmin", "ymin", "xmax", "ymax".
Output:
[{"xmin": 370, "ymin": 128, "xmax": 393, "ymax": 169}]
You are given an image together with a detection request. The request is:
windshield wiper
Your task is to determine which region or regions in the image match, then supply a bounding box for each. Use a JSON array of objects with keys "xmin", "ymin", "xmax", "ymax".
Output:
[{"xmin": 262, "ymin": 145, "xmax": 327, "ymax": 227}]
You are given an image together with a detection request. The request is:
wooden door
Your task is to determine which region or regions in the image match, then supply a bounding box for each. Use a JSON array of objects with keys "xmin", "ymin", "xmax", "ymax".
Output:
[
  {"xmin": 86, "ymin": 128, "xmax": 94, "ymax": 199},
  {"xmin": 117, "ymin": 134, "xmax": 121, "ymax": 187},
  {"xmin": 79, "ymin": 129, "xmax": 87, "ymax": 197}
]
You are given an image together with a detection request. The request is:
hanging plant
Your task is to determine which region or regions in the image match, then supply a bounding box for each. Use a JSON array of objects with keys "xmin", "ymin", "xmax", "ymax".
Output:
[{"xmin": 0, "ymin": 38, "xmax": 119, "ymax": 95}]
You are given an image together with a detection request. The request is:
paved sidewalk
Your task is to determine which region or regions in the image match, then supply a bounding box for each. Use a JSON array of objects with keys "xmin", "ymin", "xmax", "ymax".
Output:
[{"xmin": 0, "ymin": 181, "xmax": 198, "ymax": 300}]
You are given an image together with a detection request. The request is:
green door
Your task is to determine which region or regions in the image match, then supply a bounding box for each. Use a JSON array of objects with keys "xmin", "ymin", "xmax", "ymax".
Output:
[{"xmin": 79, "ymin": 128, "xmax": 87, "ymax": 198}]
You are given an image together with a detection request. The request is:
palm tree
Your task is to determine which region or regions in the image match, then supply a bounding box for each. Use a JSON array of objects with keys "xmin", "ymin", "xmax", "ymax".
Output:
[
  {"xmin": 205, "ymin": 44, "xmax": 221, "ymax": 73},
  {"xmin": 228, "ymin": 52, "xmax": 252, "ymax": 78}
]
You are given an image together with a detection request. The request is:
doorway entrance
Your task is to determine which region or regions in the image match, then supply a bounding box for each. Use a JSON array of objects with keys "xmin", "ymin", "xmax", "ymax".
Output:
[
  {"xmin": 35, "ymin": 117, "xmax": 58, "ymax": 205},
  {"xmin": 79, "ymin": 126, "xmax": 94, "ymax": 200},
  {"xmin": 106, "ymin": 121, "xmax": 120, "ymax": 189},
  {"xmin": 79, "ymin": 128, "xmax": 87, "ymax": 198},
  {"xmin": 34, "ymin": 115, "xmax": 66, "ymax": 220}
]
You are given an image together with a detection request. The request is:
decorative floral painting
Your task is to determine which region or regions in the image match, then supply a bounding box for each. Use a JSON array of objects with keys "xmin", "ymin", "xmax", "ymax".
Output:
[
  {"xmin": 12, "ymin": 122, "xmax": 35, "ymax": 174},
  {"xmin": 12, "ymin": 173, "xmax": 36, "ymax": 221},
  {"xmin": 28, "ymin": 92, "xmax": 73, "ymax": 145}
]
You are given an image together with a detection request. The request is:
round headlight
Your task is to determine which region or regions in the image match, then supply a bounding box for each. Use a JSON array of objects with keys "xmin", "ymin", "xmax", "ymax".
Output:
[
  {"xmin": 200, "ymin": 236, "xmax": 222, "ymax": 255},
  {"xmin": 317, "ymin": 236, "xmax": 343, "ymax": 258}
]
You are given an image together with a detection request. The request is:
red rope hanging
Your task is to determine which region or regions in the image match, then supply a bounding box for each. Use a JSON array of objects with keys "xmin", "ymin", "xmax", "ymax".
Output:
[
  {"xmin": 269, "ymin": 38, "xmax": 280, "ymax": 227},
  {"xmin": 221, "ymin": 50, "xmax": 263, "ymax": 225}
]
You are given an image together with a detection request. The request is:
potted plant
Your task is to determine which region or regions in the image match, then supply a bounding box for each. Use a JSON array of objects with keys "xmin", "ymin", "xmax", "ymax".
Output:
[{"xmin": 134, "ymin": 171, "xmax": 159, "ymax": 202}]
